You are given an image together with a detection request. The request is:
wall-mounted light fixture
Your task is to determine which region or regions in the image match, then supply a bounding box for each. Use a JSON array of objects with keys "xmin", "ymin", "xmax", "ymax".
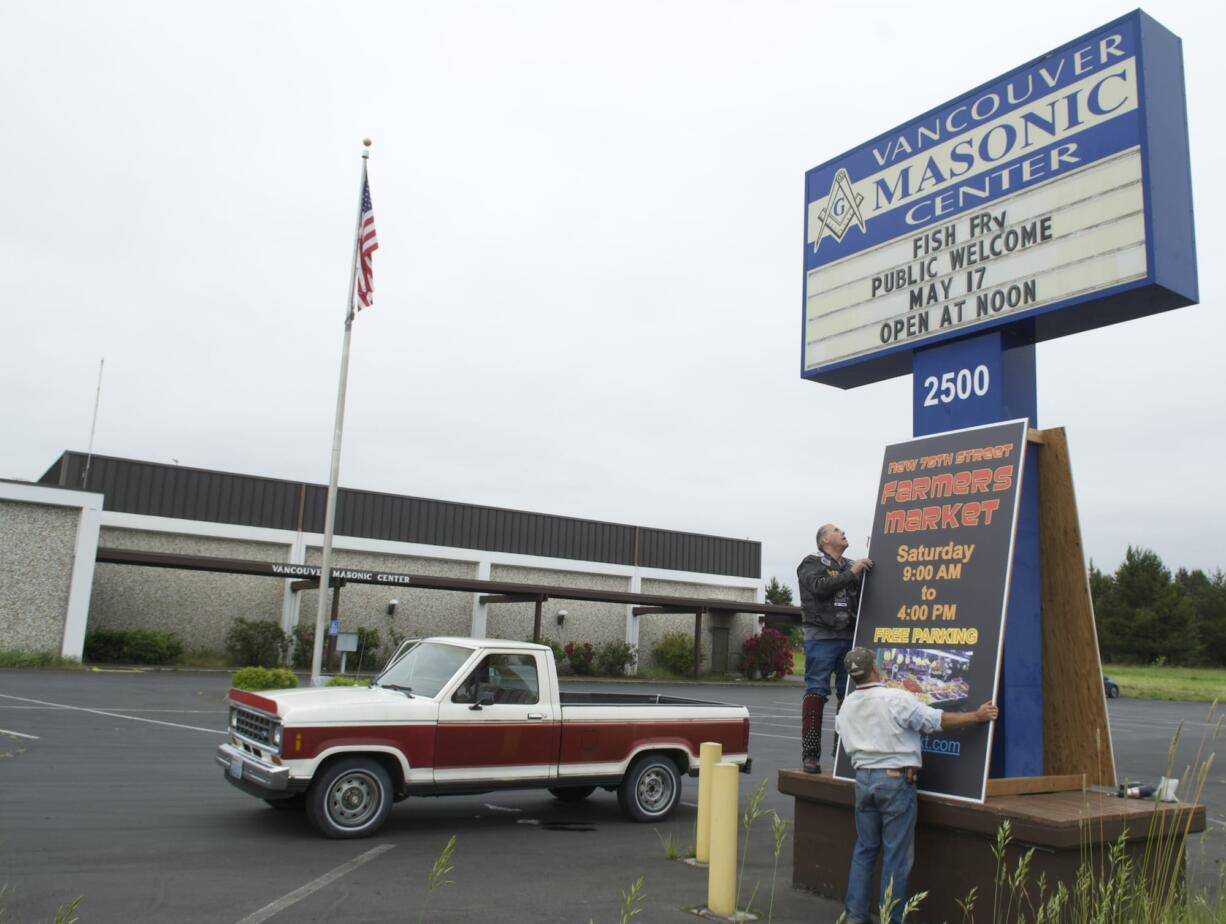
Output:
[
  {"xmin": 387, "ymin": 599, "xmax": 399, "ymax": 617},
  {"xmin": 556, "ymin": 609, "xmax": 567, "ymax": 626}
]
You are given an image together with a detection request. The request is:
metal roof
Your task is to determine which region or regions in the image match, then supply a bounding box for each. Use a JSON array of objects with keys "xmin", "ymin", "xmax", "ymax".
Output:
[{"xmin": 41, "ymin": 452, "xmax": 761, "ymax": 579}]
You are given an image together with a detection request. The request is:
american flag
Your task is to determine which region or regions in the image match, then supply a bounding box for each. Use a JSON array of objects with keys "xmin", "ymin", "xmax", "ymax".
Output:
[{"xmin": 354, "ymin": 173, "xmax": 379, "ymax": 311}]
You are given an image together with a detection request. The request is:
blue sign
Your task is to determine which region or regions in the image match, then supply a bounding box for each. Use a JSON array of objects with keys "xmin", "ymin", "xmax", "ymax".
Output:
[{"xmin": 802, "ymin": 11, "xmax": 1197, "ymax": 388}]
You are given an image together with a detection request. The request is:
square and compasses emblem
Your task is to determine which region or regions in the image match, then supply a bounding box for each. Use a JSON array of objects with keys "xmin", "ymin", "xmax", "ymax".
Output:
[{"xmin": 812, "ymin": 168, "xmax": 866, "ymax": 253}]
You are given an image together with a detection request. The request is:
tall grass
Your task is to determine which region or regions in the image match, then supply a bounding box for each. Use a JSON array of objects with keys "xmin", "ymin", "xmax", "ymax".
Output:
[
  {"xmin": 979, "ymin": 700, "xmax": 1222, "ymax": 924},
  {"xmin": 832, "ymin": 702, "xmax": 1221, "ymax": 923}
]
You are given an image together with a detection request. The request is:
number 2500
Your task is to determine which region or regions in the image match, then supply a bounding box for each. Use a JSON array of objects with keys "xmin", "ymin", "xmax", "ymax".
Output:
[{"xmin": 923, "ymin": 366, "xmax": 989, "ymax": 406}]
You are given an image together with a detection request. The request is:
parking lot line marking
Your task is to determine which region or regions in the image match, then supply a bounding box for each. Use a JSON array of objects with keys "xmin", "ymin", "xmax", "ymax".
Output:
[
  {"xmin": 0, "ymin": 693, "xmax": 225, "ymax": 735},
  {"xmin": 0, "ymin": 727, "xmax": 39, "ymax": 740},
  {"xmin": 234, "ymin": 844, "xmax": 395, "ymax": 924},
  {"xmin": 751, "ymin": 731, "xmax": 800, "ymax": 741}
]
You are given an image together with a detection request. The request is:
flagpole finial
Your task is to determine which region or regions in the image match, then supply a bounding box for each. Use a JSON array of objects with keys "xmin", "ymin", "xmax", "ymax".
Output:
[{"xmin": 362, "ymin": 138, "xmax": 372, "ymax": 158}]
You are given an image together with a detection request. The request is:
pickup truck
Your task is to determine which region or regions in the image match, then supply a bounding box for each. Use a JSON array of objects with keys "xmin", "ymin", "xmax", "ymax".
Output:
[{"xmin": 217, "ymin": 637, "xmax": 752, "ymax": 838}]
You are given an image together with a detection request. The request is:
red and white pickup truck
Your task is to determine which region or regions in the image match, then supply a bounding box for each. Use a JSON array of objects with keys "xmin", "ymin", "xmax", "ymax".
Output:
[{"xmin": 217, "ymin": 637, "xmax": 752, "ymax": 838}]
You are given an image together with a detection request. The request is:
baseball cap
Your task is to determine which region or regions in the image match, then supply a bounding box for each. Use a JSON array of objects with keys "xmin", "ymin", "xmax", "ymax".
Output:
[{"xmin": 845, "ymin": 647, "xmax": 876, "ymax": 681}]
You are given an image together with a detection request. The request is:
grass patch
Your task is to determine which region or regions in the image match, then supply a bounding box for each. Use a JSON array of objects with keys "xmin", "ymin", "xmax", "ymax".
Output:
[
  {"xmin": 634, "ymin": 666, "xmax": 745, "ymax": 683},
  {"xmin": 0, "ymin": 650, "xmax": 84, "ymax": 669},
  {"xmin": 1103, "ymin": 663, "xmax": 1226, "ymax": 702},
  {"xmin": 177, "ymin": 648, "xmax": 231, "ymax": 669}
]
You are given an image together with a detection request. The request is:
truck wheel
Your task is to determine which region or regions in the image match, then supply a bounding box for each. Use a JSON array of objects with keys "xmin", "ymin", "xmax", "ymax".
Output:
[
  {"xmin": 617, "ymin": 754, "xmax": 681, "ymax": 822},
  {"xmin": 549, "ymin": 786, "xmax": 596, "ymax": 803},
  {"xmin": 306, "ymin": 757, "xmax": 393, "ymax": 839}
]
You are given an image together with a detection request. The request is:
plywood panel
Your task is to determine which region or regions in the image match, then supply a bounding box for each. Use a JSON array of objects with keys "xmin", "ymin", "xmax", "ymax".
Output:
[{"xmin": 1038, "ymin": 428, "xmax": 1117, "ymax": 785}]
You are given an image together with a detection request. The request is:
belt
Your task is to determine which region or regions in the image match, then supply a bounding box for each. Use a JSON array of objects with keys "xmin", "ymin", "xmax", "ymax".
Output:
[{"xmin": 885, "ymin": 767, "xmax": 919, "ymax": 783}]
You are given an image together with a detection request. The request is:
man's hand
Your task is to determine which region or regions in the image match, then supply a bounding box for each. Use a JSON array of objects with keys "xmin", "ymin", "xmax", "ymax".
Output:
[
  {"xmin": 851, "ymin": 558, "xmax": 875, "ymax": 575},
  {"xmin": 938, "ymin": 701, "xmax": 998, "ymax": 731}
]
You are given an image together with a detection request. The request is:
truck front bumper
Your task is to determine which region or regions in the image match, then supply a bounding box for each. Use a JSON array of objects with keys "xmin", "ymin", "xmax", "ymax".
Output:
[{"xmin": 217, "ymin": 742, "xmax": 304, "ymax": 799}]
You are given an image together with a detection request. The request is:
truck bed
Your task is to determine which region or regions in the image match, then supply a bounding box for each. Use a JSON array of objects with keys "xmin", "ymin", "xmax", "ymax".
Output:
[{"xmin": 560, "ymin": 691, "xmax": 735, "ymax": 707}]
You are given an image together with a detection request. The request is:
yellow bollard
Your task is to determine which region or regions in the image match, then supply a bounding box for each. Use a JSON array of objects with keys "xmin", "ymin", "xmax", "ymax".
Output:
[
  {"xmin": 695, "ymin": 741, "xmax": 722, "ymax": 864},
  {"xmin": 707, "ymin": 762, "xmax": 739, "ymax": 917}
]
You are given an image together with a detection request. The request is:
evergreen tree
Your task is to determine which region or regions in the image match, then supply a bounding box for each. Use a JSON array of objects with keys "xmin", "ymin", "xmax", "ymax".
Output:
[
  {"xmin": 764, "ymin": 576, "xmax": 794, "ymax": 606},
  {"xmin": 1089, "ymin": 548, "xmax": 1224, "ymax": 667}
]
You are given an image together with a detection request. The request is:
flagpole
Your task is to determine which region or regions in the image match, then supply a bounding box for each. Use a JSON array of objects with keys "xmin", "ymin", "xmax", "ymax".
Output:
[
  {"xmin": 82, "ymin": 357, "xmax": 105, "ymax": 488},
  {"xmin": 310, "ymin": 139, "xmax": 372, "ymax": 685}
]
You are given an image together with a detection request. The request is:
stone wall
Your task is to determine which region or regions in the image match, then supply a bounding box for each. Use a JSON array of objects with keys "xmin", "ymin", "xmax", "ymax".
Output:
[
  {"xmin": 638, "ymin": 578, "xmax": 758, "ymax": 673},
  {"xmin": 90, "ymin": 528, "xmax": 289, "ymax": 651},
  {"xmin": 487, "ymin": 565, "xmax": 630, "ymax": 647},
  {"xmin": 0, "ymin": 500, "xmax": 79, "ymax": 652},
  {"xmin": 299, "ymin": 547, "xmax": 478, "ymax": 664}
]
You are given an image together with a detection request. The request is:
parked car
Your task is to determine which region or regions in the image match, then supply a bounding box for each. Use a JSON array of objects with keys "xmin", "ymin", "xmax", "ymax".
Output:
[
  {"xmin": 218, "ymin": 637, "xmax": 752, "ymax": 838},
  {"xmin": 1103, "ymin": 675, "xmax": 1119, "ymax": 698}
]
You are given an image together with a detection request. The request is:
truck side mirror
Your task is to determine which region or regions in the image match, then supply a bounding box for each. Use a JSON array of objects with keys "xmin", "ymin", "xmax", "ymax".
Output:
[{"xmin": 470, "ymin": 690, "xmax": 496, "ymax": 711}]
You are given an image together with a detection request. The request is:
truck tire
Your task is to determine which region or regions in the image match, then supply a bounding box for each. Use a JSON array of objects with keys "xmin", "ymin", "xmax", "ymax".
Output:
[
  {"xmin": 306, "ymin": 757, "xmax": 393, "ymax": 839},
  {"xmin": 617, "ymin": 754, "xmax": 681, "ymax": 822},
  {"xmin": 549, "ymin": 786, "xmax": 596, "ymax": 803}
]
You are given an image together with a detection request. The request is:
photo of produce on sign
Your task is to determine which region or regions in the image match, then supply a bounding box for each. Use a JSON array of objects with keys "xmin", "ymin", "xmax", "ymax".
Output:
[
  {"xmin": 802, "ymin": 11, "xmax": 1197, "ymax": 386},
  {"xmin": 834, "ymin": 419, "xmax": 1028, "ymax": 802}
]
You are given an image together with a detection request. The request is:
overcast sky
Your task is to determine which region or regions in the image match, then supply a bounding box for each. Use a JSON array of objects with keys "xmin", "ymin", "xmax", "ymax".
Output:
[{"xmin": 1, "ymin": 0, "xmax": 1220, "ymax": 594}]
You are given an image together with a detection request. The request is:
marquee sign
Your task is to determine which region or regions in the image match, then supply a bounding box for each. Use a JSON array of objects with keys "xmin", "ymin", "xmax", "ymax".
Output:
[{"xmin": 802, "ymin": 11, "xmax": 1197, "ymax": 388}]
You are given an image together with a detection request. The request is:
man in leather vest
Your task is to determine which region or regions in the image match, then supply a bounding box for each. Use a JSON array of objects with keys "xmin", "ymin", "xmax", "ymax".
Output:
[{"xmin": 796, "ymin": 524, "xmax": 873, "ymax": 773}]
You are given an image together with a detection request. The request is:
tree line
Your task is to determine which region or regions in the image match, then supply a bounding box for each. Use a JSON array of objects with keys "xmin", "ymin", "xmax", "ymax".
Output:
[{"xmin": 1091, "ymin": 547, "xmax": 1226, "ymax": 667}]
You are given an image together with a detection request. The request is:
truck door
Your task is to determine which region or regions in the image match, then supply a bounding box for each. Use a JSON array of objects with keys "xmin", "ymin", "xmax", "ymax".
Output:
[{"xmin": 434, "ymin": 650, "xmax": 560, "ymax": 784}]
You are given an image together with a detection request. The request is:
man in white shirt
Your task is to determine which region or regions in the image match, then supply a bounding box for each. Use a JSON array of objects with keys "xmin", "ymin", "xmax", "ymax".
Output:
[{"xmin": 835, "ymin": 647, "xmax": 997, "ymax": 924}]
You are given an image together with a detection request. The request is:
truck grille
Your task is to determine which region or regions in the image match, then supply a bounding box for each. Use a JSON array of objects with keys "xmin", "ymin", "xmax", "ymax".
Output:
[{"xmin": 233, "ymin": 707, "xmax": 276, "ymax": 746}]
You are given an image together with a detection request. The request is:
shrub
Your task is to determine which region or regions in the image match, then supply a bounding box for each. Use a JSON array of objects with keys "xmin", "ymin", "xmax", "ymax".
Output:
[
  {"xmin": 595, "ymin": 640, "xmax": 637, "ymax": 676},
  {"xmin": 653, "ymin": 631, "xmax": 700, "ymax": 675},
  {"xmin": 352, "ymin": 626, "xmax": 382, "ymax": 672},
  {"xmin": 740, "ymin": 628, "xmax": 794, "ymax": 680},
  {"xmin": 535, "ymin": 636, "xmax": 566, "ymax": 667},
  {"xmin": 225, "ymin": 618, "xmax": 286, "ymax": 668},
  {"xmin": 291, "ymin": 623, "xmax": 314, "ymax": 668},
  {"xmin": 327, "ymin": 675, "xmax": 360, "ymax": 687},
  {"xmin": 232, "ymin": 666, "xmax": 298, "ymax": 691},
  {"xmin": 84, "ymin": 628, "xmax": 183, "ymax": 665},
  {"xmin": 564, "ymin": 641, "xmax": 596, "ymax": 676}
]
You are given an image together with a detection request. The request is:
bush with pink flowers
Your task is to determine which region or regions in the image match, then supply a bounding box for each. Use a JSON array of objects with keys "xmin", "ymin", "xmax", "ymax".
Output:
[{"xmin": 740, "ymin": 628, "xmax": 794, "ymax": 680}]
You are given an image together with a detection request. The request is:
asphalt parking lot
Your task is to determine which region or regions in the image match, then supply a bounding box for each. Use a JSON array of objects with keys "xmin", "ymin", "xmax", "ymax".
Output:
[{"xmin": 1, "ymin": 670, "xmax": 1221, "ymax": 923}]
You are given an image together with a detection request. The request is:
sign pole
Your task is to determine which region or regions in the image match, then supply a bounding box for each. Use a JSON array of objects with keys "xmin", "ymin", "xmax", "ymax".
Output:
[
  {"xmin": 310, "ymin": 141, "xmax": 371, "ymax": 686},
  {"xmin": 912, "ymin": 330, "xmax": 1042, "ymax": 778}
]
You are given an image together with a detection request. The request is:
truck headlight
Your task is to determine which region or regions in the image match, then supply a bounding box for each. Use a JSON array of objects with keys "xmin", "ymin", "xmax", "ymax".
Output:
[
  {"xmin": 230, "ymin": 709, "xmax": 238, "ymax": 730},
  {"xmin": 272, "ymin": 725, "xmax": 282, "ymax": 749}
]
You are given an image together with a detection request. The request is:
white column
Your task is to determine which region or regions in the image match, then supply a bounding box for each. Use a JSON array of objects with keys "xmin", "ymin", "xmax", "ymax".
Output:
[
  {"xmin": 280, "ymin": 532, "xmax": 307, "ymax": 634},
  {"xmin": 62, "ymin": 497, "xmax": 102, "ymax": 659},
  {"xmin": 471, "ymin": 560, "xmax": 491, "ymax": 638},
  {"xmin": 625, "ymin": 569, "xmax": 641, "ymax": 675}
]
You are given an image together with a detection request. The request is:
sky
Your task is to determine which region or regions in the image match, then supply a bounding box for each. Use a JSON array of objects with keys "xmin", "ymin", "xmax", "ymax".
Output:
[{"xmin": 1, "ymin": 0, "xmax": 1221, "ymax": 596}]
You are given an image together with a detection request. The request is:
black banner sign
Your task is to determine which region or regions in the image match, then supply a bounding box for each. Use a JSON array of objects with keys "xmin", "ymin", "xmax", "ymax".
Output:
[{"xmin": 834, "ymin": 419, "xmax": 1028, "ymax": 802}]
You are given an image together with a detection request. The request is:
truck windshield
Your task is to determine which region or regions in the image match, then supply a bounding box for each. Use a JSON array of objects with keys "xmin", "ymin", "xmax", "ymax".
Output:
[{"xmin": 376, "ymin": 642, "xmax": 473, "ymax": 699}]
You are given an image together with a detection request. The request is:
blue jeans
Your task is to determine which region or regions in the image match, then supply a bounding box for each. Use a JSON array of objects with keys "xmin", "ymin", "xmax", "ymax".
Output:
[
  {"xmin": 803, "ymin": 637, "xmax": 851, "ymax": 699},
  {"xmin": 845, "ymin": 769, "xmax": 918, "ymax": 924}
]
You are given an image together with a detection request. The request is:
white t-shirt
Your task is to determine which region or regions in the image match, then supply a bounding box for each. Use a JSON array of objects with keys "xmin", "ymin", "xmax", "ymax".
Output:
[{"xmin": 834, "ymin": 683, "xmax": 944, "ymax": 769}]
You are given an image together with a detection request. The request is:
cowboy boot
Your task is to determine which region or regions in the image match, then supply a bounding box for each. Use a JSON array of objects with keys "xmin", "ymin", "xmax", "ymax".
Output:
[{"xmin": 802, "ymin": 692, "xmax": 826, "ymax": 773}]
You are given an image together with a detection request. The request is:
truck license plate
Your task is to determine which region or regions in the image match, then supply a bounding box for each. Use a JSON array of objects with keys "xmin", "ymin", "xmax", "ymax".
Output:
[{"xmin": 229, "ymin": 754, "xmax": 244, "ymax": 780}]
